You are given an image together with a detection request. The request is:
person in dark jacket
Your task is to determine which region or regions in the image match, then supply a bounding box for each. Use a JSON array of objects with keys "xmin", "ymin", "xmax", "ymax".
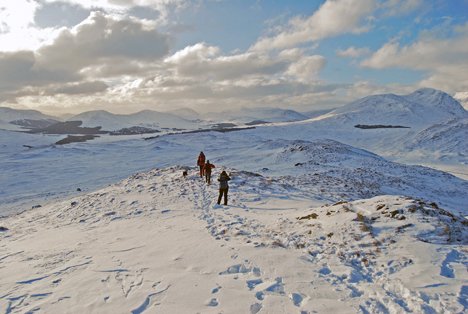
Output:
[
  {"xmin": 203, "ymin": 160, "xmax": 215, "ymax": 184},
  {"xmin": 197, "ymin": 152, "xmax": 205, "ymax": 177},
  {"xmin": 217, "ymin": 171, "xmax": 231, "ymax": 205}
]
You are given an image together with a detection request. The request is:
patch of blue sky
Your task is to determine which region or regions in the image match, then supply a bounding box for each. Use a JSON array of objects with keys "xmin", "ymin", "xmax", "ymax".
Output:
[{"xmin": 170, "ymin": 0, "xmax": 321, "ymax": 53}]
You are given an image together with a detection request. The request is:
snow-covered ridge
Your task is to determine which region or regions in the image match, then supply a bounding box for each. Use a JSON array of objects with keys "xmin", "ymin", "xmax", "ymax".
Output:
[
  {"xmin": 317, "ymin": 88, "xmax": 467, "ymax": 128},
  {"xmin": 405, "ymin": 117, "xmax": 468, "ymax": 155},
  {"xmin": 0, "ymin": 107, "xmax": 59, "ymax": 122},
  {"xmin": 1, "ymin": 165, "xmax": 467, "ymax": 313}
]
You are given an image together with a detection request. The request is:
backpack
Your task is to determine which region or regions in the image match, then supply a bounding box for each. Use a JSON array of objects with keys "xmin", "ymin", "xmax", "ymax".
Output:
[
  {"xmin": 219, "ymin": 176, "xmax": 228, "ymax": 189},
  {"xmin": 198, "ymin": 154, "xmax": 205, "ymax": 165}
]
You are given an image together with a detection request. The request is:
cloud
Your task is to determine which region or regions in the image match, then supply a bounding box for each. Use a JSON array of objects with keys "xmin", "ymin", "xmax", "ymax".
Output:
[
  {"xmin": 164, "ymin": 43, "xmax": 291, "ymax": 80},
  {"xmin": 381, "ymin": 0, "xmax": 424, "ymax": 16},
  {"xmin": 41, "ymin": 0, "xmax": 189, "ymax": 24},
  {"xmin": 0, "ymin": 50, "xmax": 79, "ymax": 91},
  {"xmin": 284, "ymin": 55, "xmax": 327, "ymax": 81},
  {"xmin": 336, "ymin": 46, "xmax": 371, "ymax": 58},
  {"xmin": 35, "ymin": 12, "xmax": 170, "ymax": 77},
  {"xmin": 360, "ymin": 24, "xmax": 468, "ymax": 92},
  {"xmin": 250, "ymin": 0, "xmax": 376, "ymax": 51},
  {"xmin": 50, "ymin": 81, "xmax": 109, "ymax": 95},
  {"xmin": 0, "ymin": 11, "xmax": 171, "ymax": 104}
]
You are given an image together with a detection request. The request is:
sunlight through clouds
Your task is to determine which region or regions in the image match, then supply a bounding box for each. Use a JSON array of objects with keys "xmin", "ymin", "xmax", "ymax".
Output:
[{"xmin": 0, "ymin": 0, "xmax": 466, "ymax": 114}]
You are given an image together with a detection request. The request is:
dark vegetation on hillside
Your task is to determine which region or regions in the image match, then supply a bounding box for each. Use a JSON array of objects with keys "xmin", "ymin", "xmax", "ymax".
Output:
[
  {"xmin": 245, "ymin": 120, "xmax": 271, "ymax": 126},
  {"xmin": 28, "ymin": 121, "xmax": 107, "ymax": 135},
  {"xmin": 355, "ymin": 124, "xmax": 411, "ymax": 129},
  {"xmin": 110, "ymin": 127, "xmax": 161, "ymax": 135},
  {"xmin": 55, "ymin": 135, "xmax": 99, "ymax": 145}
]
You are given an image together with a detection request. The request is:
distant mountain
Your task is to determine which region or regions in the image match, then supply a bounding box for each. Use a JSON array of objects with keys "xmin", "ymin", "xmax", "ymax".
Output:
[
  {"xmin": 68, "ymin": 109, "xmax": 203, "ymax": 132},
  {"xmin": 300, "ymin": 108, "xmax": 336, "ymax": 119},
  {"xmin": 0, "ymin": 107, "xmax": 61, "ymax": 130},
  {"xmin": 313, "ymin": 88, "xmax": 468, "ymax": 128},
  {"xmin": 0, "ymin": 119, "xmax": 23, "ymax": 131},
  {"xmin": 454, "ymin": 92, "xmax": 468, "ymax": 110},
  {"xmin": 0, "ymin": 107, "xmax": 59, "ymax": 122},
  {"xmin": 203, "ymin": 107, "xmax": 309, "ymax": 125},
  {"xmin": 165, "ymin": 108, "xmax": 202, "ymax": 121}
]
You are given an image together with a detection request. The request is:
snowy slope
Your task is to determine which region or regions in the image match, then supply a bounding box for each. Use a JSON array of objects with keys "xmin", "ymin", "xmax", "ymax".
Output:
[
  {"xmin": 0, "ymin": 107, "xmax": 60, "ymax": 122},
  {"xmin": 404, "ymin": 117, "xmax": 468, "ymax": 158},
  {"xmin": 68, "ymin": 110, "xmax": 204, "ymax": 131},
  {"xmin": 317, "ymin": 88, "xmax": 468, "ymax": 128},
  {"xmin": 2, "ymin": 86, "xmax": 468, "ymax": 313},
  {"xmin": 1, "ymin": 165, "xmax": 467, "ymax": 313},
  {"xmin": 165, "ymin": 108, "xmax": 202, "ymax": 121},
  {"xmin": 301, "ymin": 108, "xmax": 336, "ymax": 119},
  {"xmin": 125, "ymin": 110, "xmax": 202, "ymax": 129},
  {"xmin": 203, "ymin": 107, "xmax": 309, "ymax": 124},
  {"xmin": 0, "ymin": 119, "xmax": 24, "ymax": 131}
]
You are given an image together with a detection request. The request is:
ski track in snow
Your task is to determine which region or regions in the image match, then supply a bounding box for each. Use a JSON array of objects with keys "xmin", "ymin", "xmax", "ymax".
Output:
[{"xmin": 1, "ymin": 163, "xmax": 468, "ymax": 313}]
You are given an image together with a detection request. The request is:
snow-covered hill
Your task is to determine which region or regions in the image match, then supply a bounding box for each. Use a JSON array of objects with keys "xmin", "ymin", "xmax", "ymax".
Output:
[
  {"xmin": 315, "ymin": 88, "xmax": 467, "ymax": 128},
  {"xmin": 203, "ymin": 107, "xmax": 310, "ymax": 125},
  {"xmin": 1, "ymin": 163, "xmax": 467, "ymax": 313},
  {"xmin": 67, "ymin": 109, "xmax": 203, "ymax": 132},
  {"xmin": 0, "ymin": 107, "xmax": 59, "ymax": 122},
  {"xmin": 2, "ymin": 87, "xmax": 468, "ymax": 312},
  {"xmin": 405, "ymin": 117, "xmax": 468, "ymax": 157},
  {"xmin": 166, "ymin": 108, "xmax": 202, "ymax": 121},
  {"xmin": 0, "ymin": 107, "xmax": 61, "ymax": 131}
]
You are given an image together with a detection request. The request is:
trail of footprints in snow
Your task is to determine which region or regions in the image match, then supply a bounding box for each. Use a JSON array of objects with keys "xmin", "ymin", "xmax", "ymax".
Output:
[{"xmin": 209, "ymin": 261, "xmax": 307, "ymax": 313}]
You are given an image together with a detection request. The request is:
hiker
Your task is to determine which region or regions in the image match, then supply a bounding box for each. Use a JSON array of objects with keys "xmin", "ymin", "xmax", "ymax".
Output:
[
  {"xmin": 203, "ymin": 160, "xmax": 215, "ymax": 184},
  {"xmin": 217, "ymin": 171, "xmax": 231, "ymax": 205},
  {"xmin": 197, "ymin": 152, "xmax": 206, "ymax": 177}
]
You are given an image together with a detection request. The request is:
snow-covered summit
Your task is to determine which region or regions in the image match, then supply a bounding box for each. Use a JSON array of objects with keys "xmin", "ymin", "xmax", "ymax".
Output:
[
  {"xmin": 67, "ymin": 109, "xmax": 202, "ymax": 131},
  {"xmin": 0, "ymin": 107, "xmax": 59, "ymax": 122},
  {"xmin": 1, "ymin": 162, "xmax": 467, "ymax": 313},
  {"xmin": 67, "ymin": 110, "xmax": 126, "ymax": 131},
  {"xmin": 316, "ymin": 88, "xmax": 468, "ymax": 128},
  {"xmin": 165, "ymin": 108, "xmax": 202, "ymax": 121},
  {"xmin": 203, "ymin": 107, "xmax": 309, "ymax": 124}
]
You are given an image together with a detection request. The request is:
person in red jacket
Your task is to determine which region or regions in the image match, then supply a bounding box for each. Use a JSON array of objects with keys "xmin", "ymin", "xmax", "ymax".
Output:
[
  {"xmin": 203, "ymin": 160, "xmax": 215, "ymax": 184},
  {"xmin": 197, "ymin": 152, "xmax": 205, "ymax": 177}
]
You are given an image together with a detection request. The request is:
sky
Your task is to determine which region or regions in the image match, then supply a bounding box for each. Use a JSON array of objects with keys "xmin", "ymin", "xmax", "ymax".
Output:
[{"xmin": 0, "ymin": 0, "xmax": 467, "ymax": 115}]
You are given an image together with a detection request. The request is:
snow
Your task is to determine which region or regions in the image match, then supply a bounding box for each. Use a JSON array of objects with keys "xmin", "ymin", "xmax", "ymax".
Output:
[
  {"xmin": 1, "ymin": 88, "xmax": 468, "ymax": 313},
  {"xmin": 202, "ymin": 107, "xmax": 310, "ymax": 124},
  {"xmin": 0, "ymin": 107, "xmax": 59, "ymax": 123},
  {"xmin": 1, "ymin": 165, "xmax": 467, "ymax": 313},
  {"xmin": 454, "ymin": 92, "xmax": 468, "ymax": 111}
]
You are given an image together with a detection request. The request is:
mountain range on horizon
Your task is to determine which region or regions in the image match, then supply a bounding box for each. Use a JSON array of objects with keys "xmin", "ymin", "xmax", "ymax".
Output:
[{"xmin": 0, "ymin": 88, "xmax": 467, "ymax": 136}]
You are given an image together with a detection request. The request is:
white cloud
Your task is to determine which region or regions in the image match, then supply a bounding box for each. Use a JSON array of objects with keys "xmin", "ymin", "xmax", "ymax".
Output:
[
  {"xmin": 284, "ymin": 55, "xmax": 327, "ymax": 81},
  {"xmin": 250, "ymin": 0, "xmax": 376, "ymax": 51},
  {"xmin": 42, "ymin": 0, "xmax": 189, "ymax": 24},
  {"xmin": 336, "ymin": 46, "xmax": 371, "ymax": 58},
  {"xmin": 165, "ymin": 43, "xmax": 291, "ymax": 80},
  {"xmin": 360, "ymin": 27, "xmax": 468, "ymax": 92},
  {"xmin": 381, "ymin": 0, "xmax": 424, "ymax": 16}
]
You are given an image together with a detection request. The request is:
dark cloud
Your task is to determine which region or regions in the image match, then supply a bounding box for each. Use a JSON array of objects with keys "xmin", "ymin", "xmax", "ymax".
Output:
[
  {"xmin": 36, "ymin": 11, "xmax": 171, "ymax": 75},
  {"xmin": 0, "ymin": 50, "xmax": 79, "ymax": 90}
]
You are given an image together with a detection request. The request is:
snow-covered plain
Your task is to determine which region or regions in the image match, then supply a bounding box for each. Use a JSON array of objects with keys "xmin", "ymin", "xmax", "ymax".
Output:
[{"xmin": 1, "ymin": 88, "xmax": 468, "ymax": 313}]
